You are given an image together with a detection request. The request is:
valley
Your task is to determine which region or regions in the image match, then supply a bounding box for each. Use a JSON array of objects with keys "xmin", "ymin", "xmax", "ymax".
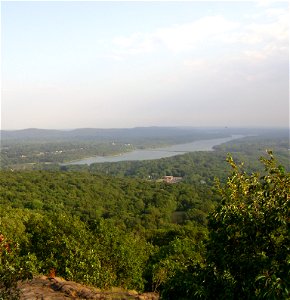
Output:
[{"xmin": 0, "ymin": 126, "xmax": 289, "ymax": 299}]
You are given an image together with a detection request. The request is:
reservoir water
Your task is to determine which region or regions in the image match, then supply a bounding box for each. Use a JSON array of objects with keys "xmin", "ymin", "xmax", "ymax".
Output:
[{"xmin": 66, "ymin": 135, "xmax": 243, "ymax": 165}]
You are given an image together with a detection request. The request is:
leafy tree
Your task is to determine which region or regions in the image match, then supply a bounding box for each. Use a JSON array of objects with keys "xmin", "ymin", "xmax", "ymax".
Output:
[
  {"xmin": 0, "ymin": 233, "xmax": 36, "ymax": 300},
  {"xmin": 159, "ymin": 151, "xmax": 289, "ymax": 299},
  {"xmin": 204, "ymin": 151, "xmax": 290, "ymax": 299},
  {"xmin": 22, "ymin": 212, "xmax": 100, "ymax": 283},
  {"xmin": 144, "ymin": 224, "xmax": 207, "ymax": 297},
  {"xmin": 89, "ymin": 219, "xmax": 151, "ymax": 291}
]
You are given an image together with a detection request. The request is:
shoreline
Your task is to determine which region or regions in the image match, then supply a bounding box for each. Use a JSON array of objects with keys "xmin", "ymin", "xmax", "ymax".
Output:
[{"xmin": 63, "ymin": 134, "xmax": 244, "ymax": 166}]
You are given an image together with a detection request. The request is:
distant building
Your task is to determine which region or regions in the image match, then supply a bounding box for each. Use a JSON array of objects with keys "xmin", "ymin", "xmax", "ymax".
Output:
[{"xmin": 162, "ymin": 176, "xmax": 182, "ymax": 184}]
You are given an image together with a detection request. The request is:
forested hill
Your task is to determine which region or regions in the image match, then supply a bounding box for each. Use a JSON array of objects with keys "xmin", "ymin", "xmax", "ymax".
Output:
[
  {"xmin": 2, "ymin": 127, "xmax": 286, "ymax": 142},
  {"xmin": 1, "ymin": 126, "xmax": 232, "ymax": 142}
]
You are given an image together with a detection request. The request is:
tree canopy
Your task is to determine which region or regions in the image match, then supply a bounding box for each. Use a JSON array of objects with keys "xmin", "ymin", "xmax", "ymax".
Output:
[
  {"xmin": 163, "ymin": 151, "xmax": 289, "ymax": 299},
  {"xmin": 1, "ymin": 151, "xmax": 289, "ymax": 299}
]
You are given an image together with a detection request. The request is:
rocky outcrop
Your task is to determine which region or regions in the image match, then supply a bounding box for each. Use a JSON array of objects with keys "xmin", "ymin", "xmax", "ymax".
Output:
[{"xmin": 18, "ymin": 276, "xmax": 159, "ymax": 300}]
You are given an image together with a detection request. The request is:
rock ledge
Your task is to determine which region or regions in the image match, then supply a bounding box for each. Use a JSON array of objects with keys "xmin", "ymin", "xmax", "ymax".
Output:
[{"xmin": 18, "ymin": 276, "xmax": 159, "ymax": 300}]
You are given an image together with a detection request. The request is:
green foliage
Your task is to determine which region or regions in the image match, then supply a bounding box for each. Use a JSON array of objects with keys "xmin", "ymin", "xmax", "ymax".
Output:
[
  {"xmin": 0, "ymin": 171, "xmax": 213, "ymax": 231},
  {"xmin": 89, "ymin": 219, "xmax": 151, "ymax": 290},
  {"xmin": 1, "ymin": 146, "xmax": 288, "ymax": 298},
  {"xmin": 87, "ymin": 151, "xmax": 233, "ymax": 184},
  {"xmin": 204, "ymin": 151, "xmax": 290, "ymax": 299},
  {"xmin": 0, "ymin": 207, "xmax": 37, "ymax": 299},
  {"xmin": 84, "ymin": 133, "xmax": 289, "ymax": 185},
  {"xmin": 0, "ymin": 167, "xmax": 213, "ymax": 293},
  {"xmin": 0, "ymin": 210, "xmax": 151, "ymax": 292},
  {"xmin": 23, "ymin": 213, "xmax": 90, "ymax": 276},
  {"xmin": 0, "ymin": 234, "xmax": 36, "ymax": 300},
  {"xmin": 0, "ymin": 140, "xmax": 134, "ymax": 168},
  {"xmin": 150, "ymin": 237, "xmax": 204, "ymax": 293},
  {"xmin": 143, "ymin": 224, "xmax": 207, "ymax": 297},
  {"xmin": 156, "ymin": 151, "xmax": 289, "ymax": 300}
]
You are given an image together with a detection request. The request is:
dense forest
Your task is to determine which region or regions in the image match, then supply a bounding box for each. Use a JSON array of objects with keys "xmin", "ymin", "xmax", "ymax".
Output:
[{"xmin": 0, "ymin": 128, "xmax": 289, "ymax": 299}]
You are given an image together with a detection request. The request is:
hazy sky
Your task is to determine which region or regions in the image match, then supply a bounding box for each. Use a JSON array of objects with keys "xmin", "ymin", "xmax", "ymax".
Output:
[{"xmin": 1, "ymin": 1, "xmax": 289, "ymax": 129}]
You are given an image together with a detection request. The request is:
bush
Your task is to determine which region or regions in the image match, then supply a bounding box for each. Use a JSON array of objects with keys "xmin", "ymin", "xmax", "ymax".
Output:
[{"xmin": 0, "ymin": 234, "xmax": 35, "ymax": 300}]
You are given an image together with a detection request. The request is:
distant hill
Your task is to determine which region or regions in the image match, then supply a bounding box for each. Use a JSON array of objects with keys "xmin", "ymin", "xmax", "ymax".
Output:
[
  {"xmin": 1, "ymin": 126, "xmax": 276, "ymax": 142},
  {"xmin": 1, "ymin": 126, "xmax": 235, "ymax": 142}
]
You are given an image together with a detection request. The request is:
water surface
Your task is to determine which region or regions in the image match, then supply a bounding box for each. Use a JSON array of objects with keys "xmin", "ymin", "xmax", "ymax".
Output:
[{"xmin": 66, "ymin": 135, "xmax": 243, "ymax": 165}]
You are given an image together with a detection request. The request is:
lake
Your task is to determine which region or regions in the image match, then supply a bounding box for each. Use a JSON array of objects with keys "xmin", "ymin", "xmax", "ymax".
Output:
[{"xmin": 65, "ymin": 135, "xmax": 244, "ymax": 165}]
